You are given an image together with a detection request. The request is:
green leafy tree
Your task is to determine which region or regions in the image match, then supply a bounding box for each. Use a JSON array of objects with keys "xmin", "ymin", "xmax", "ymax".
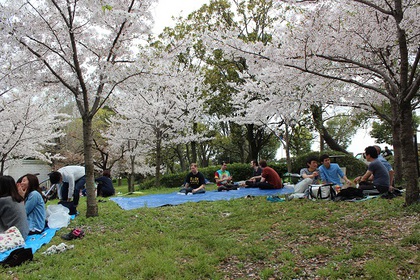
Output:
[
  {"xmin": 325, "ymin": 115, "xmax": 358, "ymax": 150},
  {"xmin": 289, "ymin": 125, "xmax": 313, "ymax": 157}
]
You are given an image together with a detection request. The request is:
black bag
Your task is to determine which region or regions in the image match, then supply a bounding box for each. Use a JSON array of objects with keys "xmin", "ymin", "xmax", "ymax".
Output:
[
  {"xmin": 1, "ymin": 248, "xmax": 33, "ymax": 267},
  {"xmin": 58, "ymin": 201, "xmax": 77, "ymax": 215},
  {"xmin": 334, "ymin": 187, "xmax": 365, "ymax": 201},
  {"xmin": 308, "ymin": 184, "xmax": 336, "ymax": 200}
]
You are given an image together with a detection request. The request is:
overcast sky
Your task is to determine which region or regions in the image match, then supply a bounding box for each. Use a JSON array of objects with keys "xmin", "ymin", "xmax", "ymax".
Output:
[{"xmin": 151, "ymin": 0, "xmax": 210, "ymax": 34}]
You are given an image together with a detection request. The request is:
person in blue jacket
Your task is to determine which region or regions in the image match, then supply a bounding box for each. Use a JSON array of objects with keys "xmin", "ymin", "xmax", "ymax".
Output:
[{"xmin": 19, "ymin": 174, "xmax": 46, "ymax": 235}]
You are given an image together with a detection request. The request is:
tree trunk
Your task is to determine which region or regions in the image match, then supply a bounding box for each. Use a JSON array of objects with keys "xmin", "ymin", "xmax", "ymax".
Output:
[
  {"xmin": 399, "ymin": 102, "xmax": 419, "ymax": 205},
  {"xmin": 391, "ymin": 102, "xmax": 403, "ymax": 184},
  {"xmin": 246, "ymin": 124, "xmax": 259, "ymax": 161},
  {"xmin": 0, "ymin": 159, "xmax": 4, "ymax": 176},
  {"xmin": 83, "ymin": 116, "xmax": 98, "ymax": 217},
  {"xmin": 284, "ymin": 125, "xmax": 292, "ymax": 172},
  {"xmin": 128, "ymin": 154, "xmax": 135, "ymax": 193},
  {"xmin": 175, "ymin": 144, "xmax": 186, "ymax": 171},
  {"xmin": 311, "ymin": 105, "xmax": 349, "ymax": 154},
  {"xmin": 191, "ymin": 122, "xmax": 198, "ymax": 163},
  {"xmin": 155, "ymin": 129, "xmax": 162, "ymax": 188}
]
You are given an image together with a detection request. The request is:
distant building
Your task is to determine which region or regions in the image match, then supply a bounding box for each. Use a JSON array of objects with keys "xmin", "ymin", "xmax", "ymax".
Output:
[{"xmin": 4, "ymin": 159, "xmax": 52, "ymax": 189}]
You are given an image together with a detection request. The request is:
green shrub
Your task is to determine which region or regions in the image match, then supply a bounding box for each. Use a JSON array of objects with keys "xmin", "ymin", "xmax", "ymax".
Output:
[
  {"xmin": 139, "ymin": 161, "xmax": 288, "ymax": 189},
  {"xmin": 139, "ymin": 152, "xmax": 371, "ymax": 189}
]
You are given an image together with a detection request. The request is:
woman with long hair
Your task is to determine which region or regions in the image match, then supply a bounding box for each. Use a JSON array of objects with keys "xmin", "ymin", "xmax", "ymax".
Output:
[
  {"xmin": 0, "ymin": 176, "xmax": 29, "ymax": 239},
  {"xmin": 19, "ymin": 174, "xmax": 46, "ymax": 235}
]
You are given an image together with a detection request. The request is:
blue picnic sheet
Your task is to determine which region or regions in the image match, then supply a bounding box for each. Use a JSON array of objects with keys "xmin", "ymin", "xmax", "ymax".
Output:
[
  {"xmin": 0, "ymin": 228, "xmax": 57, "ymax": 262},
  {"xmin": 110, "ymin": 186, "xmax": 294, "ymax": 210},
  {"xmin": 0, "ymin": 214, "xmax": 76, "ymax": 262}
]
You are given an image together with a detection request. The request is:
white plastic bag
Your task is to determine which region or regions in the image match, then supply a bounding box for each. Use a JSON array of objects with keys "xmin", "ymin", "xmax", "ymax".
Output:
[
  {"xmin": 47, "ymin": 212, "xmax": 70, "ymax": 228},
  {"xmin": 46, "ymin": 204, "xmax": 69, "ymax": 219},
  {"xmin": 46, "ymin": 204, "xmax": 70, "ymax": 228}
]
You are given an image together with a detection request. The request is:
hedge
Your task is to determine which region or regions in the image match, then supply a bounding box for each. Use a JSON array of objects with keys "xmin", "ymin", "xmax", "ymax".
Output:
[
  {"xmin": 139, "ymin": 161, "xmax": 288, "ymax": 190},
  {"xmin": 138, "ymin": 152, "xmax": 367, "ymax": 190}
]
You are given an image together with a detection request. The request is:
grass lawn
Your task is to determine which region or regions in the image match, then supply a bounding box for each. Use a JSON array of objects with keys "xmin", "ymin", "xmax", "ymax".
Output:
[{"xmin": 1, "ymin": 184, "xmax": 419, "ymax": 279}]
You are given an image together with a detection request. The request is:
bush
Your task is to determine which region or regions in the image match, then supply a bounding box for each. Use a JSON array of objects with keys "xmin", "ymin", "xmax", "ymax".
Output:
[
  {"xmin": 138, "ymin": 152, "xmax": 370, "ymax": 190},
  {"xmin": 139, "ymin": 161, "xmax": 288, "ymax": 189}
]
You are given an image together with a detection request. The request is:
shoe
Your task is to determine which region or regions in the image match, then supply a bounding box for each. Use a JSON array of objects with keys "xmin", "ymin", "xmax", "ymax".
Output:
[
  {"xmin": 285, "ymin": 194, "xmax": 294, "ymax": 201},
  {"xmin": 266, "ymin": 196, "xmax": 285, "ymax": 202},
  {"xmin": 61, "ymin": 228, "xmax": 85, "ymax": 240}
]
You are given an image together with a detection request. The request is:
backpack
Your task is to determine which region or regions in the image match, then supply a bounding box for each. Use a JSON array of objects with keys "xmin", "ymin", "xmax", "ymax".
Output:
[
  {"xmin": 308, "ymin": 184, "xmax": 336, "ymax": 200},
  {"xmin": 334, "ymin": 187, "xmax": 365, "ymax": 201},
  {"xmin": 1, "ymin": 248, "xmax": 33, "ymax": 267}
]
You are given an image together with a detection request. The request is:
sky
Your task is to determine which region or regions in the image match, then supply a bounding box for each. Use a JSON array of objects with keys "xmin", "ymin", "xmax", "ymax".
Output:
[
  {"xmin": 151, "ymin": 0, "xmax": 387, "ymax": 157},
  {"xmin": 151, "ymin": 0, "xmax": 210, "ymax": 34}
]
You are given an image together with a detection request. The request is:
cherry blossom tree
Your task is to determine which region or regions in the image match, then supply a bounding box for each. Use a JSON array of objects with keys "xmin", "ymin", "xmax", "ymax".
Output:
[
  {"xmin": 107, "ymin": 45, "xmax": 209, "ymax": 187},
  {"xmin": 278, "ymin": 0, "xmax": 420, "ymax": 204},
  {"xmin": 0, "ymin": 90, "xmax": 65, "ymax": 175},
  {"xmin": 1, "ymin": 0, "xmax": 156, "ymax": 216},
  {"xmin": 200, "ymin": 0, "xmax": 420, "ymax": 204},
  {"xmin": 0, "ymin": 38, "xmax": 65, "ymax": 176}
]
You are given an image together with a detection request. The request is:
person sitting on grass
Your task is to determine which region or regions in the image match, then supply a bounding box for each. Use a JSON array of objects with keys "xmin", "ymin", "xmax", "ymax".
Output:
[
  {"xmin": 244, "ymin": 159, "xmax": 262, "ymax": 188},
  {"xmin": 354, "ymin": 146, "xmax": 390, "ymax": 195},
  {"xmin": 0, "ymin": 176, "xmax": 29, "ymax": 240},
  {"xmin": 373, "ymin": 145, "xmax": 395, "ymax": 188},
  {"xmin": 178, "ymin": 163, "xmax": 206, "ymax": 195},
  {"xmin": 215, "ymin": 161, "xmax": 237, "ymax": 191},
  {"xmin": 255, "ymin": 160, "xmax": 283, "ymax": 189},
  {"xmin": 19, "ymin": 174, "xmax": 47, "ymax": 235},
  {"xmin": 319, "ymin": 154, "xmax": 352, "ymax": 187},
  {"xmin": 287, "ymin": 156, "xmax": 320, "ymax": 200},
  {"xmin": 95, "ymin": 170, "xmax": 115, "ymax": 197}
]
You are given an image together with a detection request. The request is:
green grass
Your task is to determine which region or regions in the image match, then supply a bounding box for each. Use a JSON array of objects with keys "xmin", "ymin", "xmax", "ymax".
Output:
[{"xmin": 1, "ymin": 185, "xmax": 419, "ymax": 279}]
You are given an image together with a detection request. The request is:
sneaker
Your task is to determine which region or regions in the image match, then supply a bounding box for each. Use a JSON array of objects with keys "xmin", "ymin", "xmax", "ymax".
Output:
[
  {"xmin": 266, "ymin": 196, "xmax": 285, "ymax": 202},
  {"xmin": 285, "ymin": 194, "xmax": 294, "ymax": 201}
]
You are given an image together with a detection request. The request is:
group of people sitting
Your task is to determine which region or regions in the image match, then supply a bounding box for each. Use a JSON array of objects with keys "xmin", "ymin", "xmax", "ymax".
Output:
[
  {"xmin": 0, "ymin": 168, "xmax": 115, "ymax": 244},
  {"xmin": 178, "ymin": 145, "xmax": 397, "ymax": 199},
  {"xmin": 0, "ymin": 174, "xmax": 47, "ymax": 241},
  {"xmin": 288, "ymin": 145, "xmax": 397, "ymax": 199},
  {"xmin": 178, "ymin": 160, "xmax": 283, "ymax": 195}
]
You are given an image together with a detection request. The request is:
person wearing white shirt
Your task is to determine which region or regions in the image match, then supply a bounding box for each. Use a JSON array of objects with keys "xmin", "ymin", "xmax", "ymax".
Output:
[{"xmin": 49, "ymin": 166, "xmax": 86, "ymax": 206}]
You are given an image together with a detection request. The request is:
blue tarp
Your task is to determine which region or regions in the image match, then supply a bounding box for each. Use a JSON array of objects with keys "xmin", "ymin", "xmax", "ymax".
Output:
[
  {"xmin": 0, "ymin": 228, "xmax": 58, "ymax": 262},
  {"xmin": 110, "ymin": 186, "xmax": 294, "ymax": 210},
  {"xmin": 0, "ymin": 214, "xmax": 76, "ymax": 262}
]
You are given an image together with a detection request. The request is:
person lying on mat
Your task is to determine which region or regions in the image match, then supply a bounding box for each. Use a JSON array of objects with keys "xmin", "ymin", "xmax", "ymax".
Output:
[
  {"xmin": 255, "ymin": 160, "xmax": 283, "ymax": 189},
  {"xmin": 179, "ymin": 163, "xmax": 206, "ymax": 195},
  {"xmin": 215, "ymin": 161, "xmax": 237, "ymax": 191}
]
